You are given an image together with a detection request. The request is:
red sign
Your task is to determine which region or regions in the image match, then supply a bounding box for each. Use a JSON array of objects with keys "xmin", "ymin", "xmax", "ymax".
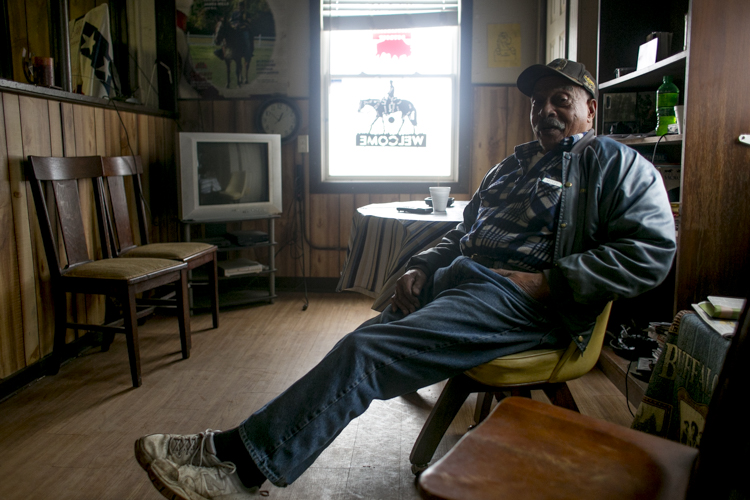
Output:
[{"xmin": 373, "ymin": 33, "xmax": 412, "ymax": 58}]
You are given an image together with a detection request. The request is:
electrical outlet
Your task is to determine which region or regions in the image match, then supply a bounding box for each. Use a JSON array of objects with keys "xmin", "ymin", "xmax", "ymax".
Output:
[{"xmin": 297, "ymin": 134, "xmax": 309, "ymax": 153}]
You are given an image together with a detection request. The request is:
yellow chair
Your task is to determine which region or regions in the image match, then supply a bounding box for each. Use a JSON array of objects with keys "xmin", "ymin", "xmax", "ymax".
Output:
[
  {"xmin": 409, "ymin": 301, "xmax": 612, "ymax": 474},
  {"xmin": 418, "ymin": 301, "xmax": 750, "ymax": 499}
]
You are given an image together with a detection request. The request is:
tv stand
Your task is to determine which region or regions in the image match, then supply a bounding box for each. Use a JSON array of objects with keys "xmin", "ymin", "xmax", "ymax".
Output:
[{"xmin": 181, "ymin": 215, "xmax": 279, "ymax": 309}]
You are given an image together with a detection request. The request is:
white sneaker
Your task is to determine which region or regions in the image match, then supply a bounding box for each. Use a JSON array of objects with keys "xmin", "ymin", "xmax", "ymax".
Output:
[
  {"xmin": 135, "ymin": 430, "xmax": 223, "ymax": 471},
  {"xmin": 148, "ymin": 458, "xmax": 258, "ymax": 500}
]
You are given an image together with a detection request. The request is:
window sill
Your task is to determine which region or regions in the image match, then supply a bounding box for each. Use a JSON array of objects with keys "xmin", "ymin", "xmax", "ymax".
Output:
[{"xmin": 0, "ymin": 78, "xmax": 175, "ymax": 118}]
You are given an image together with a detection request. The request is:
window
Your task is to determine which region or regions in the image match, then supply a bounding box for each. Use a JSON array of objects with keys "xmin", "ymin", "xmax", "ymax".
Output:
[{"xmin": 310, "ymin": 0, "xmax": 473, "ymax": 193}]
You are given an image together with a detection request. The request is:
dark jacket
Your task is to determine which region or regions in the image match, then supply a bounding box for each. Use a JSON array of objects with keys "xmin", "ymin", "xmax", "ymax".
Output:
[{"xmin": 407, "ymin": 131, "xmax": 677, "ymax": 350}]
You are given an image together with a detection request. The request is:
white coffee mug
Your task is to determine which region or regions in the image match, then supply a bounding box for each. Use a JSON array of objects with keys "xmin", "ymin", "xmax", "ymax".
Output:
[{"xmin": 429, "ymin": 187, "xmax": 451, "ymax": 212}]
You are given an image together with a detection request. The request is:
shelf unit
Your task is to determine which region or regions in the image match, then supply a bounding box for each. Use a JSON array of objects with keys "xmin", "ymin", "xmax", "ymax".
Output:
[
  {"xmin": 596, "ymin": 0, "xmax": 690, "ymax": 191},
  {"xmin": 599, "ymin": 51, "xmax": 687, "ymax": 93},
  {"xmin": 594, "ymin": 0, "xmax": 750, "ymax": 393},
  {"xmin": 182, "ymin": 215, "xmax": 278, "ymax": 308},
  {"xmin": 611, "ymin": 134, "xmax": 682, "ymax": 146},
  {"xmin": 596, "ymin": 0, "xmax": 690, "ymax": 140},
  {"xmin": 595, "ymin": 0, "xmax": 690, "ymax": 331}
]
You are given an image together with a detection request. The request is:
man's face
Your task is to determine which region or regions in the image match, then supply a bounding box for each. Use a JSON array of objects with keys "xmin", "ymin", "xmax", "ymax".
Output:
[{"xmin": 530, "ymin": 76, "xmax": 597, "ymax": 152}]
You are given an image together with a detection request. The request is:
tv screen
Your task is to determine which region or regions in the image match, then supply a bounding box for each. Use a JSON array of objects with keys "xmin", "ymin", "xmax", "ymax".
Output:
[
  {"xmin": 197, "ymin": 142, "xmax": 269, "ymax": 206},
  {"xmin": 179, "ymin": 132, "xmax": 282, "ymax": 221}
]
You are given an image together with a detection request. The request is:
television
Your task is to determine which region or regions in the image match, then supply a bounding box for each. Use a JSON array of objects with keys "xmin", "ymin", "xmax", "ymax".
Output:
[{"xmin": 178, "ymin": 132, "xmax": 283, "ymax": 222}]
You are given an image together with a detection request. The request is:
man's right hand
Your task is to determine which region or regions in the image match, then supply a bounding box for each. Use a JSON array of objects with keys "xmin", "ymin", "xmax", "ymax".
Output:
[{"xmin": 391, "ymin": 268, "xmax": 427, "ymax": 316}]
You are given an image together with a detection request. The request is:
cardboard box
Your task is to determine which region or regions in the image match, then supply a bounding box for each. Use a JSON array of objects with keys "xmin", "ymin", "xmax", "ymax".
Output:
[
  {"xmin": 647, "ymin": 32, "xmax": 673, "ymax": 61},
  {"xmin": 636, "ymin": 92, "xmax": 657, "ymax": 133},
  {"xmin": 602, "ymin": 92, "xmax": 637, "ymax": 134}
]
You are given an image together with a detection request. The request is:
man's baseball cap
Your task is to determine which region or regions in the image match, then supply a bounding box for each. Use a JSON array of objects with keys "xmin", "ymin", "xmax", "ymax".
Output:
[{"xmin": 517, "ymin": 59, "xmax": 597, "ymax": 98}]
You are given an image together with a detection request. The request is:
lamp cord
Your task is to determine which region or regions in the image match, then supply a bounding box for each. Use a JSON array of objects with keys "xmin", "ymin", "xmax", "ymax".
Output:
[
  {"xmin": 651, "ymin": 134, "xmax": 666, "ymax": 164},
  {"xmin": 625, "ymin": 359, "xmax": 635, "ymax": 417}
]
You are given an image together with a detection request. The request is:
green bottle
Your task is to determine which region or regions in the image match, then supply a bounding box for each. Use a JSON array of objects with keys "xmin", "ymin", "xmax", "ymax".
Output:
[{"xmin": 655, "ymin": 75, "xmax": 679, "ymax": 136}]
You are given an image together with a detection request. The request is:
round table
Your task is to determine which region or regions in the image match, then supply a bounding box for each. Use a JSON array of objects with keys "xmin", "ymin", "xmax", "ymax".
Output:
[{"xmin": 336, "ymin": 200, "xmax": 468, "ymax": 311}]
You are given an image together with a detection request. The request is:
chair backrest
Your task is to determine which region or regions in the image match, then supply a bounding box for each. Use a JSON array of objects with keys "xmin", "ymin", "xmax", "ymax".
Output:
[
  {"xmin": 26, "ymin": 156, "xmax": 108, "ymax": 280},
  {"xmin": 687, "ymin": 295, "xmax": 750, "ymax": 498},
  {"xmin": 100, "ymin": 156, "xmax": 150, "ymax": 256},
  {"xmin": 548, "ymin": 301, "xmax": 612, "ymax": 383}
]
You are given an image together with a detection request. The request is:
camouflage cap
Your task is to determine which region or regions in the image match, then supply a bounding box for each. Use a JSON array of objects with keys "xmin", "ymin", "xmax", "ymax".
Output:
[{"xmin": 517, "ymin": 58, "xmax": 597, "ymax": 98}]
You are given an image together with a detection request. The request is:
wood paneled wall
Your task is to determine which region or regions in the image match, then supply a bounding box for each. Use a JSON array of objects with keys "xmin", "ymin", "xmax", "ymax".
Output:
[
  {"xmin": 0, "ymin": 92, "xmax": 176, "ymax": 381},
  {"xmin": 0, "ymin": 85, "xmax": 531, "ymax": 382}
]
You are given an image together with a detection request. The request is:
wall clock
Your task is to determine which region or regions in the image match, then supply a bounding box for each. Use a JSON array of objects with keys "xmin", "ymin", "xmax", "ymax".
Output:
[{"xmin": 256, "ymin": 97, "xmax": 301, "ymax": 143}]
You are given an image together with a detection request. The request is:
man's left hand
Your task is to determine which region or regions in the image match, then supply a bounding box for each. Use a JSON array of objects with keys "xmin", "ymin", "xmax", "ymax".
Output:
[{"xmin": 491, "ymin": 269, "xmax": 551, "ymax": 301}]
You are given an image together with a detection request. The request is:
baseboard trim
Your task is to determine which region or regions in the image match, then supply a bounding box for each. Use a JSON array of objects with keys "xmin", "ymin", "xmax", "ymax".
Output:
[{"xmin": 0, "ymin": 333, "xmax": 99, "ymax": 403}]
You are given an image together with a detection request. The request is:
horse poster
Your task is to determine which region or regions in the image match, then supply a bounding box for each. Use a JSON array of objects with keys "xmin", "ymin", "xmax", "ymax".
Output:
[{"xmin": 176, "ymin": 0, "xmax": 289, "ymax": 98}]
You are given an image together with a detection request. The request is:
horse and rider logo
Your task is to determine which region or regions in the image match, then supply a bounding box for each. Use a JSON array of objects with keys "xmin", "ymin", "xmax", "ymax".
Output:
[
  {"xmin": 357, "ymin": 81, "xmax": 426, "ymax": 147},
  {"xmin": 213, "ymin": 14, "xmax": 254, "ymax": 89}
]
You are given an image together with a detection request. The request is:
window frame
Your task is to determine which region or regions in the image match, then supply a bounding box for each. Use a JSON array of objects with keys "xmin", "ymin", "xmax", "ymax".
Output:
[{"xmin": 308, "ymin": 0, "xmax": 473, "ymax": 195}]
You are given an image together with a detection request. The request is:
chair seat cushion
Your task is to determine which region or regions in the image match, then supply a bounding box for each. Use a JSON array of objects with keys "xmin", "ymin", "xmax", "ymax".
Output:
[
  {"xmin": 121, "ymin": 242, "xmax": 216, "ymax": 261},
  {"xmin": 64, "ymin": 258, "xmax": 185, "ymax": 280},
  {"xmin": 418, "ymin": 397, "xmax": 698, "ymax": 500},
  {"xmin": 465, "ymin": 348, "xmax": 567, "ymax": 386}
]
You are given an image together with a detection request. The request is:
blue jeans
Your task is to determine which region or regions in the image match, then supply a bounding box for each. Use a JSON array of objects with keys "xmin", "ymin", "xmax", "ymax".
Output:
[{"xmin": 238, "ymin": 257, "xmax": 566, "ymax": 486}]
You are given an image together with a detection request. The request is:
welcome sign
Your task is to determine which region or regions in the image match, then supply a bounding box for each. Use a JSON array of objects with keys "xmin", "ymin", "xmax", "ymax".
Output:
[
  {"xmin": 325, "ymin": 26, "xmax": 458, "ymax": 181},
  {"xmin": 356, "ymin": 134, "xmax": 427, "ymax": 147}
]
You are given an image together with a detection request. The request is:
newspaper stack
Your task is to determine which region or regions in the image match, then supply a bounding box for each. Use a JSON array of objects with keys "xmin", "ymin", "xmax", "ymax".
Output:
[{"xmin": 692, "ymin": 296, "xmax": 746, "ymax": 337}]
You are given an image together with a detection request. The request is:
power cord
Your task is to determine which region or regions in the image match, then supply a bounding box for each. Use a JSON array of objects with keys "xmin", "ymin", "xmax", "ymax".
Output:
[
  {"xmin": 299, "ymin": 196, "xmax": 349, "ymax": 252},
  {"xmin": 298, "ymin": 184, "xmax": 309, "ymax": 311},
  {"xmin": 272, "ymin": 160, "xmax": 310, "ymax": 311},
  {"xmin": 109, "ymin": 98, "xmax": 154, "ymax": 222},
  {"xmin": 294, "ymin": 160, "xmax": 309, "ymax": 310},
  {"xmin": 625, "ymin": 359, "xmax": 635, "ymax": 417},
  {"xmin": 294, "ymin": 154, "xmax": 348, "ymax": 253},
  {"xmin": 651, "ymin": 134, "xmax": 666, "ymax": 165}
]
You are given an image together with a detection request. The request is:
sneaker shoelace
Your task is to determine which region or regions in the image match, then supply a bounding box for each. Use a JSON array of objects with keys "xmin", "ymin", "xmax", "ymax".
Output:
[{"xmin": 168, "ymin": 430, "xmax": 217, "ymax": 467}]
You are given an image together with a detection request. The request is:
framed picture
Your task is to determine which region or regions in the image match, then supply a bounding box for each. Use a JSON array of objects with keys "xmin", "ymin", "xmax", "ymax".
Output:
[
  {"xmin": 176, "ymin": 0, "xmax": 292, "ymax": 99},
  {"xmin": 471, "ymin": 0, "xmax": 540, "ymax": 84}
]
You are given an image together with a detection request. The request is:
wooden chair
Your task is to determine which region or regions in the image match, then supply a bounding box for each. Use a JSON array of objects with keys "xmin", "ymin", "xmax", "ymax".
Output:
[
  {"xmin": 417, "ymin": 299, "xmax": 750, "ymax": 500},
  {"xmin": 100, "ymin": 156, "xmax": 219, "ymax": 329},
  {"xmin": 27, "ymin": 155, "xmax": 191, "ymax": 388},
  {"xmin": 410, "ymin": 302, "xmax": 612, "ymax": 474}
]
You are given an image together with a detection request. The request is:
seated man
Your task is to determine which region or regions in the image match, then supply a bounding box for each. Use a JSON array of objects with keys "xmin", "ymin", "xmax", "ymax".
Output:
[{"xmin": 134, "ymin": 59, "xmax": 676, "ymax": 499}]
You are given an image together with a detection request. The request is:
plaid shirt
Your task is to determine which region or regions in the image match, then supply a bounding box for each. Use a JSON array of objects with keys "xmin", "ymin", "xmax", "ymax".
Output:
[{"xmin": 460, "ymin": 133, "xmax": 585, "ymax": 272}]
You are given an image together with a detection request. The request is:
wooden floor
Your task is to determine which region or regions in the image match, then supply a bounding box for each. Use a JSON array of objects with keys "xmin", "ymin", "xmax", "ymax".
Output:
[{"xmin": 0, "ymin": 292, "xmax": 635, "ymax": 500}]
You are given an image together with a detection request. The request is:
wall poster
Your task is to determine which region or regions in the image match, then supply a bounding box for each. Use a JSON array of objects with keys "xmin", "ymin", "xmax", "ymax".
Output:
[
  {"xmin": 487, "ymin": 23, "xmax": 521, "ymax": 69},
  {"xmin": 471, "ymin": 0, "xmax": 539, "ymax": 84},
  {"xmin": 176, "ymin": 0, "xmax": 290, "ymax": 98}
]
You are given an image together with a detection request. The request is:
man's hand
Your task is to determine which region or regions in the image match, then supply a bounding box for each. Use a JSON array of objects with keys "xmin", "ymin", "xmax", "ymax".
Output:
[
  {"xmin": 391, "ymin": 268, "xmax": 427, "ymax": 316},
  {"xmin": 491, "ymin": 269, "xmax": 551, "ymax": 301}
]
